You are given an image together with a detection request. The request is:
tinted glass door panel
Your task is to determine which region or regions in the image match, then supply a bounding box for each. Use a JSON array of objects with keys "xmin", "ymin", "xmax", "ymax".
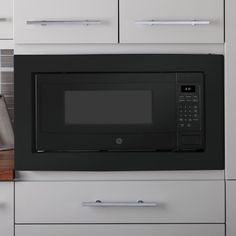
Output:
[{"xmin": 65, "ymin": 90, "xmax": 153, "ymax": 125}]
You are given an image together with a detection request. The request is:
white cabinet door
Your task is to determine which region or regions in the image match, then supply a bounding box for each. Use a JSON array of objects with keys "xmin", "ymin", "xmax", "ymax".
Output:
[
  {"xmin": 15, "ymin": 181, "xmax": 224, "ymax": 223},
  {"xmin": 14, "ymin": 0, "xmax": 118, "ymax": 44},
  {"xmin": 0, "ymin": 182, "xmax": 14, "ymax": 236},
  {"xmin": 0, "ymin": 0, "xmax": 13, "ymax": 39},
  {"xmin": 226, "ymin": 181, "xmax": 236, "ymax": 236},
  {"xmin": 225, "ymin": 0, "xmax": 236, "ymax": 180},
  {"xmin": 15, "ymin": 224, "xmax": 225, "ymax": 236},
  {"xmin": 120, "ymin": 0, "xmax": 224, "ymax": 44}
]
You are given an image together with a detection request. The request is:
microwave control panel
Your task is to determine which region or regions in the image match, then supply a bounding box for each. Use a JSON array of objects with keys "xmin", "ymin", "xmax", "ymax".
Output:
[{"xmin": 177, "ymin": 83, "xmax": 202, "ymax": 131}]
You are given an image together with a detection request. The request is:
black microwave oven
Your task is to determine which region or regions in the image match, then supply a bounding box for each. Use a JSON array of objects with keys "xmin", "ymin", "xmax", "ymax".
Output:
[{"xmin": 15, "ymin": 54, "xmax": 224, "ymax": 171}]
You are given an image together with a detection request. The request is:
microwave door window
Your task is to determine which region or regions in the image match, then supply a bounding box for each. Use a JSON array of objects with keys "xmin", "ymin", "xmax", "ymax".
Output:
[{"xmin": 65, "ymin": 90, "xmax": 153, "ymax": 125}]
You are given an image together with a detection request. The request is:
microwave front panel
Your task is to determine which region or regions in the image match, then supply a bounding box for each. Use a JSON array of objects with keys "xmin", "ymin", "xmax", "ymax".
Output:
[{"xmin": 15, "ymin": 54, "xmax": 224, "ymax": 171}]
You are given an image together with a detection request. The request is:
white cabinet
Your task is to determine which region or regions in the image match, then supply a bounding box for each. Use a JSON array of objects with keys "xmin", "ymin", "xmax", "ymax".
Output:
[
  {"xmin": 225, "ymin": 0, "xmax": 236, "ymax": 180},
  {"xmin": 0, "ymin": 0, "xmax": 13, "ymax": 39},
  {"xmin": 0, "ymin": 182, "xmax": 14, "ymax": 236},
  {"xmin": 14, "ymin": 0, "xmax": 118, "ymax": 44},
  {"xmin": 120, "ymin": 0, "xmax": 224, "ymax": 44},
  {"xmin": 0, "ymin": 0, "xmax": 13, "ymax": 48},
  {"xmin": 226, "ymin": 181, "xmax": 236, "ymax": 236},
  {"xmin": 14, "ymin": 0, "xmax": 224, "ymax": 46},
  {"xmin": 15, "ymin": 181, "xmax": 224, "ymax": 224},
  {"xmin": 15, "ymin": 224, "xmax": 225, "ymax": 236}
]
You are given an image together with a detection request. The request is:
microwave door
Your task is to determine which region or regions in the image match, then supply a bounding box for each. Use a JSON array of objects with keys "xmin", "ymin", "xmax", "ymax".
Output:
[{"xmin": 35, "ymin": 73, "xmax": 177, "ymax": 152}]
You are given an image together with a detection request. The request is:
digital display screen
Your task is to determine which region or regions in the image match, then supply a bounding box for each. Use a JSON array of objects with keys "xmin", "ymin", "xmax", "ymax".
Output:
[
  {"xmin": 181, "ymin": 85, "xmax": 196, "ymax": 93},
  {"xmin": 65, "ymin": 90, "xmax": 152, "ymax": 125}
]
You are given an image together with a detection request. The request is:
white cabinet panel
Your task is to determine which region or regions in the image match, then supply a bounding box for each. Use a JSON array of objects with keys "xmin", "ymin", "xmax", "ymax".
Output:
[
  {"xmin": 226, "ymin": 181, "xmax": 236, "ymax": 236},
  {"xmin": 0, "ymin": 182, "xmax": 14, "ymax": 236},
  {"xmin": 225, "ymin": 0, "xmax": 236, "ymax": 180},
  {"xmin": 0, "ymin": 0, "xmax": 13, "ymax": 39},
  {"xmin": 120, "ymin": 0, "xmax": 224, "ymax": 44},
  {"xmin": 14, "ymin": 0, "xmax": 118, "ymax": 44},
  {"xmin": 15, "ymin": 181, "xmax": 224, "ymax": 223},
  {"xmin": 15, "ymin": 224, "xmax": 225, "ymax": 236}
]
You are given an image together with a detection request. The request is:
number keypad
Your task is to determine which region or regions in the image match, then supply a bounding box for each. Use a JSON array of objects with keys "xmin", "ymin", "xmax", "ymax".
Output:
[{"xmin": 178, "ymin": 95, "xmax": 200, "ymax": 130}]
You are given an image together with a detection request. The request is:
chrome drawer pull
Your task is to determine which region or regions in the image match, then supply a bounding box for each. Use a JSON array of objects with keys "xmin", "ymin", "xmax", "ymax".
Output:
[
  {"xmin": 0, "ymin": 18, "xmax": 7, "ymax": 22},
  {"xmin": 135, "ymin": 20, "xmax": 210, "ymax": 26},
  {"xmin": 82, "ymin": 200, "xmax": 158, "ymax": 207},
  {"xmin": 26, "ymin": 20, "xmax": 102, "ymax": 26}
]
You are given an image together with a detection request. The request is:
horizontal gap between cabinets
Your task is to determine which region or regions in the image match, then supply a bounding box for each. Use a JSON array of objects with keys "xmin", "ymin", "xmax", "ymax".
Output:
[{"xmin": 15, "ymin": 223, "xmax": 226, "ymax": 225}]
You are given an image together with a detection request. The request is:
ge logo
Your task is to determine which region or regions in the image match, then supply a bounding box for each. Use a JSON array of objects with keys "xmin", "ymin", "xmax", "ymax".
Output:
[{"xmin": 115, "ymin": 137, "xmax": 123, "ymax": 145}]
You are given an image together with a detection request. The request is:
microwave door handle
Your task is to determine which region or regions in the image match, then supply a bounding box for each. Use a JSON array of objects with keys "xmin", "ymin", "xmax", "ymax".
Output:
[{"xmin": 82, "ymin": 200, "xmax": 159, "ymax": 207}]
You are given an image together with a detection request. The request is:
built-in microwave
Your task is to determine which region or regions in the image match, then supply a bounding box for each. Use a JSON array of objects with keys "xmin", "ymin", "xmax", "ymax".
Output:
[{"xmin": 15, "ymin": 54, "xmax": 224, "ymax": 171}]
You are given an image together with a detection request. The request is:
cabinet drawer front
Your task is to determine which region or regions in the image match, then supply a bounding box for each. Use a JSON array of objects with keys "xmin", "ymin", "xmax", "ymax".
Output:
[
  {"xmin": 0, "ymin": 182, "xmax": 14, "ymax": 236},
  {"xmin": 15, "ymin": 224, "xmax": 225, "ymax": 236},
  {"xmin": 0, "ymin": 0, "xmax": 13, "ymax": 39},
  {"xmin": 15, "ymin": 181, "xmax": 224, "ymax": 223},
  {"xmin": 14, "ymin": 0, "xmax": 118, "ymax": 44},
  {"xmin": 120, "ymin": 0, "xmax": 224, "ymax": 44}
]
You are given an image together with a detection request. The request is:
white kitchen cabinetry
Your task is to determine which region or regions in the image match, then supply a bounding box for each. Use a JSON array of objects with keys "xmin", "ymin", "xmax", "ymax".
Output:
[
  {"xmin": 0, "ymin": 182, "xmax": 14, "ymax": 236},
  {"xmin": 15, "ymin": 224, "xmax": 225, "ymax": 236},
  {"xmin": 120, "ymin": 0, "xmax": 224, "ymax": 44},
  {"xmin": 226, "ymin": 0, "xmax": 236, "ymax": 180},
  {"xmin": 14, "ymin": 0, "xmax": 224, "ymax": 46},
  {"xmin": 14, "ymin": 0, "xmax": 118, "ymax": 44},
  {"xmin": 15, "ymin": 181, "xmax": 224, "ymax": 224},
  {"xmin": 0, "ymin": 0, "xmax": 13, "ymax": 48},
  {"xmin": 226, "ymin": 0, "xmax": 236, "ymax": 234},
  {"xmin": 0, "ymin": 0, "xmax": 13, "ymax": 39},
  {"xmin": 227, "ymin": 181, "xmax": 236, "ymax": 236}
]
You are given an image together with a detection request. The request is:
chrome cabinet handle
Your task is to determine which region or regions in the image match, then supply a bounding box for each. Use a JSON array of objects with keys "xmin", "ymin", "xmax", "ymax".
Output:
[
  {"xmin": 82, "ymin": 200, "xmax": 158, "ymax": 207},
  {"xmin": 135, "ymin": 20, "xmax": 210, "ymax": 26},
  {"xmin": 0, "ymin": 18, "xmax": 7, "ymax": 22},
  {"xmin": 26, "ymin": 20, "xmax": 102, "ymax": 26}
]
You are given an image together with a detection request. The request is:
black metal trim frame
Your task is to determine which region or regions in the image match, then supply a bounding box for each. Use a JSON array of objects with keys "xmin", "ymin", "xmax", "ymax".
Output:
[{"xmin": 15, "ymin": 54, "xmax": 224, "ymax": 171}]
